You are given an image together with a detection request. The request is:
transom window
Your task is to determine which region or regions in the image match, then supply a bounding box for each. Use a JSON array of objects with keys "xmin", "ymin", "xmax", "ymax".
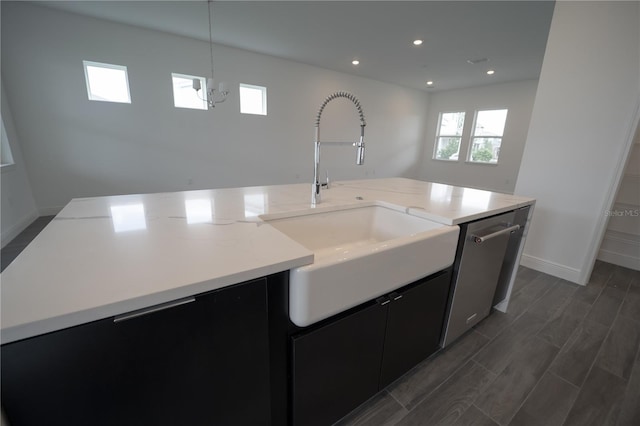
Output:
[
  {"xmin": 239, "ymin": 84, "xmax": 267, "ymax": 115},
  {"xmin": 83, "ymin": 61, "xmax": 131, "ymax": 103},
  {"xmin": 433, "ymin": 112, "xmax": 465, "ymax": 161},
  {"xmin": 172, "ymin": 73, "xmax": 207, "ymax": 110}
]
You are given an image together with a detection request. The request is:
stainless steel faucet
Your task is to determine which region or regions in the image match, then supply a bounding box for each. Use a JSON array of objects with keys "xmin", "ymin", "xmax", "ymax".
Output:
[{"xmin": 312, "ymin": 91, "xmax": 367, "ymax": 205}]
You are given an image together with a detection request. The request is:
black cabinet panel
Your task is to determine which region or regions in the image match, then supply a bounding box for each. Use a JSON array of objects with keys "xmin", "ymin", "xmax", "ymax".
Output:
[
  {"xmin": 1, "ymin": 278, "xmax": 271, "ymax": 426},
  {"xmin": 2, "ymin": 313, "xmax": 121, "ymax": 426},
  {"xmin": 290, "ymin": 269, "xmax": 452, "ymax": 426},
  {"xmin": 379, "ymin": 271, "xmax": 451, "ymax": 388},
  {"xmin": 291, "ymin": 302, "xmax": 388, "ymax": 426}
]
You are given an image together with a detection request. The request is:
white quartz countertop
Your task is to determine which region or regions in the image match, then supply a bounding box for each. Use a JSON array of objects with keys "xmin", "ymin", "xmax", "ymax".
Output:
[{"xmin": 0, "ymin": 178, "xmax": 534, "ymax": 344}]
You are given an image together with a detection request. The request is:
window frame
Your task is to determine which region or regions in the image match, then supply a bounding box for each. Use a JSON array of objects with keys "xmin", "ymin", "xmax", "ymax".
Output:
[
  {"xmin": 433, "ymin": 111, "xmax": 466, "ymax": 162},
  {"xmin": 171, "ymin": 72, "xmax": 208, "ymax": 110},
  {"xmin": 239, "ymin": 83, "xmax": 267, "ymax": 116},
  {"xmin": 467, "ymin": 109, "xmax": 508, "ymax": 165},
  {"xmin": 83, "ymin": 60, "xmax": 131, "ymax": 104}
]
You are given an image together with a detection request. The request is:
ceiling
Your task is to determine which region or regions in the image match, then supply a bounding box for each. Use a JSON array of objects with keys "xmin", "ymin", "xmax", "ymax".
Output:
[{"xmin": 37, "ymin": 0, "xmax": 555, "ymax": 92}]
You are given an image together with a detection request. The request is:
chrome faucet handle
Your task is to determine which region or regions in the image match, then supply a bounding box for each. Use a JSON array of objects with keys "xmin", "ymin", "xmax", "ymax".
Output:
[{"xmin": 321, "ymin": 170, "xmax": 330, "ymax": 189}]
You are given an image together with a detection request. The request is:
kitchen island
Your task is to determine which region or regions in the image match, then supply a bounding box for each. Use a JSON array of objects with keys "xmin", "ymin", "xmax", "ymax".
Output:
[{"xmin": 1, "ymin": 178, "xmax": 535, "ymax": 425}]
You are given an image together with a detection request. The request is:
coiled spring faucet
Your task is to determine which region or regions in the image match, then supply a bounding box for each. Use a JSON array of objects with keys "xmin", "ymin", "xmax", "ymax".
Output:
[{"xmin": 312, "ymin": 91, "xmax": 367, "ymax": 205}]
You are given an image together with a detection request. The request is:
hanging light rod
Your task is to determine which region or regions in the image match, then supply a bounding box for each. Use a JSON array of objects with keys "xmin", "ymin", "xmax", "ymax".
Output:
[{"xmin": 193, "ymin": 0, "xmax": 228, "ymax": 108}]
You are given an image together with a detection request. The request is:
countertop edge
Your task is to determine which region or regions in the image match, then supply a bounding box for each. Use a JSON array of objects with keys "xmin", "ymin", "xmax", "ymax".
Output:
[
  {"xmin": 1, "ymin": 178, "xmax": 535, "ymax": 344},
  {"xmin": 1, "ymin": 253, "xmax": 313, "ymax": 345}
]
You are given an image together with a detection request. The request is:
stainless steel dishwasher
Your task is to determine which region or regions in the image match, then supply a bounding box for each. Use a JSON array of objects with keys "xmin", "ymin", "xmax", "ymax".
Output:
[{"xmin": 441, "ymin": 210, "xmax": 520, "ymax": 347}]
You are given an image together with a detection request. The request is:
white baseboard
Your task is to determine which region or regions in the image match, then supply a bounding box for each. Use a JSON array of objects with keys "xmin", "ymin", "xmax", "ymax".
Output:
[
  {"xmin": 597, "ymin": 230, "xmax": 640, "ymax": 271},
  {"xmin": 598, "ymin": 249, "xmax": 640, "ymax": 271},
  {"xmin": 1, "ymin": 209, "xmax": 39, "ymax": 248},
  {"xmin": 520, "ymin": 253, "xmax": 584, "ymax": 285}
]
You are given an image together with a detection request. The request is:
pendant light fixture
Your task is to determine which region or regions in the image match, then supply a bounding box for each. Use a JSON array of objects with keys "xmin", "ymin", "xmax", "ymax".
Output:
[{"xmin": 193, "ymin": 0, "xmax": 229, "ymax": 108}]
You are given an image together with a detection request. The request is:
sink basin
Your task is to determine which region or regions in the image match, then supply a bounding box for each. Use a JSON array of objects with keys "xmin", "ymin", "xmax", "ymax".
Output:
[{"xmin": 262, "ymin": 204, "xmax": 460, "ymax": 327}]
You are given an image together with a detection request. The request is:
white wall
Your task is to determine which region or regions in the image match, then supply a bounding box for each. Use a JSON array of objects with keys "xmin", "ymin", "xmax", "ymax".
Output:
[
  {"xmin": 418, "ymin": 80, "xmax": 538, "ymax": 193},
  {"xmin": 598, "ymin": 125, "xmax": 640, "ymax": 270},
  {"xmin": 1, "ymin": 80, "xmax": 38, "ymax": 247},
  {"xmin": 1, "ymin": 2, "xmax": 429, "ymax": 213},
  {"xmin": 515, "ymin": 1, "xmax": 640, "ymax": 284}
]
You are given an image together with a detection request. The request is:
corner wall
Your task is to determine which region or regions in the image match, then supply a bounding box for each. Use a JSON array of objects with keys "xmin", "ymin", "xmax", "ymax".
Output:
[
  {"xmin": 1, "ymin": 80, "xmax": 38, "ymax": 247},
  {"xmin": 418, "ymin": 80, "xmax": 538, "ymax": 193},
  {"xmin": 515, "ymin": 1, "xmax": 640, "ymax": 283},
  {"xmin": 598, "ymin": 125, "xmax": 640, "ymax": 271}
]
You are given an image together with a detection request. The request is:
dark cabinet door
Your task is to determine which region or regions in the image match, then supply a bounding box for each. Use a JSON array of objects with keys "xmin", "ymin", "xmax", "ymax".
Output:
[
  {"xmin": 1, "ymin": 278, "xmax": 271, "ymax": 426},
  {"xmin": 291, "ymin": 301, "xmax": 388, "ymax": 426},
  {"xmin": 379, "ymin": 270, "xmax": 451, "ymax": 389}
]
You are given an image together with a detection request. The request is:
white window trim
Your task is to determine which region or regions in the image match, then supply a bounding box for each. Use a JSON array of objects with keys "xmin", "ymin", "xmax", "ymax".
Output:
[
  {"xmin": 433, "ymin": 111, "xmax": 465, "ymax": 162},
  {"xmin": 466, "ymin": 109, "xmax": 508, "ymax": 165},
  {"xmin": 171, "ymin": 72, "xmax": 208, "ymax": 110},
  {"xmin": 83, "ymin": 60, "xmax": 131, "ymax": 104},
  {"xmin": 239, "ymin": 83, "xmax": 267, "ymax": 116}
]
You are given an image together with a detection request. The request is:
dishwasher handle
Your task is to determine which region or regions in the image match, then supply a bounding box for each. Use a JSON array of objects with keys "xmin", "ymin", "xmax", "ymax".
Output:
[{"xmin": 471, "ymin": 224, "xmax": 520, "ymax": 244}]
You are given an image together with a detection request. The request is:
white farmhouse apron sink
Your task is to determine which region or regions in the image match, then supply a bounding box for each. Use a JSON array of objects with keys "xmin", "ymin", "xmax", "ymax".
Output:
[{"xmin": 262, "ymin": 204, "xmax": 460, "ymax": 327}]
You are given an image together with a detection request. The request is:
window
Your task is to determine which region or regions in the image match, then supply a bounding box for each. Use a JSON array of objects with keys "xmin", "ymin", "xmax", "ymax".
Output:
[
  {"xmin": 239, "ymin": 84, "xmax": 267, "ymax": 115},
  {"xmin": 433, "ymin": 112, "xmax": 465, "ymax": 160},
  {"xmin": 83, "ymin": 60, "xmax": 131, "ymax": 103},
  {"xmin": 469, "ymin": 109, "xmax": 508, "ymax": 164},
  {"xmin": 172, "ymin": 73, "xmax": 207, "ymax": 110},
  {"xmin": 1, "ymin": 117, "xmax": 14, "ymax": 168}
]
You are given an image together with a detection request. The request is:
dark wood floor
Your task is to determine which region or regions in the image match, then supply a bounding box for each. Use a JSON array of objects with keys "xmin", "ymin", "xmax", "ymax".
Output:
[
  {"xmin": 1, "ymin": 216, "xmax": 55, "ymax": 272},
  {"xmin": 336, "ymin": 261, "xmax": 640, "ymax": 426},
  {"xmin": 2, "ymin": 218, "xmax": 639, "ymax": 425}
]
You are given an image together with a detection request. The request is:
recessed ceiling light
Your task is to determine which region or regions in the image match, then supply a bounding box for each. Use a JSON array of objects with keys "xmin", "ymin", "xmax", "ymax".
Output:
[
  {"xmin": 486, "ymin": 69, "xmax": 495, "ymax": 75},
  {"xmin": 413, "ymin": 39, "xmax": 423, "ymax": 46},
  {"xmin": 352, "ymin": 59, "xmax": 360, "ymax": 66},
  {"xmin": 426, "ymin": 81, "xmax": 434, "ymax": 86}
]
